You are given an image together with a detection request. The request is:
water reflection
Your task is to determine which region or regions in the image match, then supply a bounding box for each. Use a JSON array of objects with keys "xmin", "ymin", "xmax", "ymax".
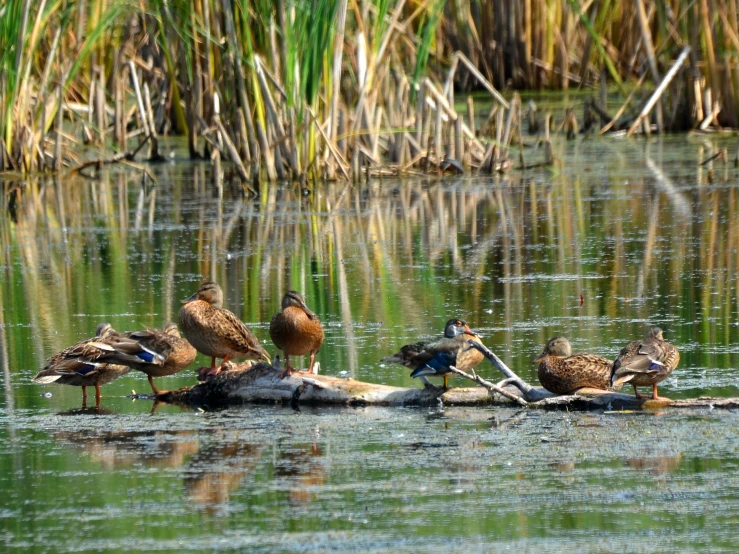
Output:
[
  {"xmin": 3, "ymin": 136, "xmax": 739, "ymax": 550},
  {"xmin": 183, "ymin": 434, "xmax": 265, "ymax": 511},
  {"xmin": 2, "ymin": 136, "xmax": 739, "ymax": 406},
  {"xmin": 52, "ymin": 426, "xmax": 200, "ymax": 470},
  {"xmin": 625, "ymin": 453, "xmax": 683, "ymax": 475},
  {"xmin": 274, "ymin": 439, "xmax": 326, "ymax": 506}
]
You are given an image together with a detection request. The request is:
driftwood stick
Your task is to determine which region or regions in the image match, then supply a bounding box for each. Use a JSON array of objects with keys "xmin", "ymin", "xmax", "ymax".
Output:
[
  {"xmin": 466, "ymin": 340, "xmax": 550, "ymax": 402},
  {"xmin": 448, "ymin": 366, "xmax": 528, "ymax": 406},
  {"xmin": 627, "ymin": 46, "xmax": 691, "ymax": 136}
]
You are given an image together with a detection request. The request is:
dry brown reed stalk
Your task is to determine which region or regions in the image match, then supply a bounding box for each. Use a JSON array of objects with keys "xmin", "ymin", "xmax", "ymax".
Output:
[{"xmin": 7, "ymin": 0, "xmax": 739, "ymax": 181}]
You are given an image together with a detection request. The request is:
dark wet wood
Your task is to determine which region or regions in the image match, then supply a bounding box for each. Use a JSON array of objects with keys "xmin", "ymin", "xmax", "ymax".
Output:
[{"xmin": 158, "ymin": 362, "xmax": 739, "ymax": 411}]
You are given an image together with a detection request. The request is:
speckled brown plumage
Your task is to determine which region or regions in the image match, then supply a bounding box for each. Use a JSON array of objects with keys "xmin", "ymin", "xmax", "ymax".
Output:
[
  {"xmin": 382, "ymin": 319, "xmax": 484, "ymax": 389},
  {"xmin": 179, "ymin": 281, "xmax": 270, "ymax": 377},
  {"xmin": 97, "ymin": 322, "xmax": 197, "ymax": 395},
  {"xmin": 269, "ymin": 291, "xmax": 324, "ymax": 376},
  {"xmin": 536, "ymin": 336, "xmax": 612, "ymax": 395},
  {"xmin": 33, "ymin": 323, "xmax": 131, "ymax": 406},
  {"xmin": 610, "ymin": 327, "xmax": 680, "ymax": 400}
]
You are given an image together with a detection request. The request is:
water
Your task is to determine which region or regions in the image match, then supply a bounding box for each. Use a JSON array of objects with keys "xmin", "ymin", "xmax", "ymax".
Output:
[{"xmin": 2, "ymin": 134, "xmax": 739, "ymax": 550}]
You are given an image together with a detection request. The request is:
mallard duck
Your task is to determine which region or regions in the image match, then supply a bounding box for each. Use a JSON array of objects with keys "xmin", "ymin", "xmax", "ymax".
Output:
[
  {"xmin": 535, "ymin": 336, "xmax": 612, "ymax": 394},
  {"xmin": 94, "ymin": 322, "xmax": 197, "ymax": 395},
  {"xmin": 32, "ymin": 322, "xmax": 131, "ymax": 407},
  {"xmin": 178, "ymin": 281, "xmax": 270, "ymax": 377},
  {"xmin": 269, "ymin": 290, "xmax": 324, "ymax": 378},
  {"xmin": 610, "ymin": 326, "xmax": 679, "ymax": 400},
  {"xmin": 382, "ymin": 319, "xmax": 484, "ymax": 389}
]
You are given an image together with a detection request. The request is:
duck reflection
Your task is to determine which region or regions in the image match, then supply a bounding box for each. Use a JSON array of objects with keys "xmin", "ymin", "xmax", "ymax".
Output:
[
  {"xmin": 183, "ymin": 432, "xmax": 265, "ymax": 510},
  {"xmin": 274, "ymin": 440, "xmax": 326, "ymax": 505},
  {"xmin": 625, "ymin": 452, "xmax": 683, "ymax": 475},
  {"xmin": 182, "ymin": 432, "xmax": 327, "ymax": 511},
  {"xmin": 52, "ymin": 425, "xmax": 199, "ymax": 470}
]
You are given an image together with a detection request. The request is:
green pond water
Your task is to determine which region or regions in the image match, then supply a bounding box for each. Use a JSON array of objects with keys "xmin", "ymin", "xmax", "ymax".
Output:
[{"xmin": 2, "ymin": 134, "xmax": 739, "ymax": 551}]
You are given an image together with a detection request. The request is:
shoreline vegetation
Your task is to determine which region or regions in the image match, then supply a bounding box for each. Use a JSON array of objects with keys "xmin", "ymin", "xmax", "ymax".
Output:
[{"xmin": 2, "ymin": 1, "xmax": 739, "ymax": 182}]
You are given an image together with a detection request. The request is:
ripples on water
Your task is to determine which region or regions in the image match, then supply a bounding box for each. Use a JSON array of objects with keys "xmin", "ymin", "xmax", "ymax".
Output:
[{"xmin": 2, "ymin": 135, "xmax": 739, "ymax": 550}]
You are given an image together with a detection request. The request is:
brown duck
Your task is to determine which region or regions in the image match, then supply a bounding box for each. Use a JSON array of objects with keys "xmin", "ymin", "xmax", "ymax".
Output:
[
  {"xmin": 95, "ymin": 322, "xmax": 197, "ymax": 395},
  {"xmin": 32, "ymin": 322, "xmax": 131, "ymax": 407},
  {"xmin": 178, "ymin": 281, "xmax": 271, "ymax": 377},
  {"xmin": 610, "ymin": 326, "xmax": 680, "ymax": 400},
  {"xmin": 269, "ymin": 290, "xmax": 324, "ymax": 378},
  {"xmin": 382, "ymin": 319, "xmax": 484, "ymax": 389},
  {"xmin": 535, "ymin": 336, "xmax": 612, "ymax": 394}
]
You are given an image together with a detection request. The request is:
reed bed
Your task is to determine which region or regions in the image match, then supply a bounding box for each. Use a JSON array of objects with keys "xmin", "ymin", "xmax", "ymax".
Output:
[{"xmin": 2, "ymin": 0, "xmax": 739, "ymax": 181}]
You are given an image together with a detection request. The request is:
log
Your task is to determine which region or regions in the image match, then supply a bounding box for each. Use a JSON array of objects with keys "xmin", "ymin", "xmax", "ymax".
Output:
[
  {"xmin": 159, "ymin": 362, "xmax": 496, "ymax": 407},
  {"xmin": 156, "ymin": 361, "xmax": 739, "ymax": 412}
]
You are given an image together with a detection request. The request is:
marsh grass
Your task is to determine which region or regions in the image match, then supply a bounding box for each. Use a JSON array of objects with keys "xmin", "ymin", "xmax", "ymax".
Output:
[{"xmin": 1, "ymin": 1, "xmax": 739, "ymax": 179}]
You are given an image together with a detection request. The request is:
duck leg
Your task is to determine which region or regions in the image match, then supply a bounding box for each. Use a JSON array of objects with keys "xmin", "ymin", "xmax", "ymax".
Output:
[
  {"xmin": 309, "ymin": 352, "xmax": 317, "ymax": 374},
  {"xmin": 94, "ymin": 383, "xmax": 102, "ymax": 407},
  {"xmin": 443, "ymin": 374, "xmax": 449, "ymax": 390},
  {"xmin": 205, "ymin": 355, "xmax": 228, "ymax": 377},
  {"xmin": 650, "ymin": 384, "xmax": 664, "ymax": 400},
  {"xmin": 81, "ymin": 386, "xmax": 88, "ymax": 408},
  {"xmin": 632, "ymin": 384, "xmax": 643, "ymax": 399},
  {"xmin": 279, "ymin": 354, "xmax": 294, "ymax": 379},
  {"xmin": 148, "ymin": 375, "xmax": 161, "ymax": 395}
]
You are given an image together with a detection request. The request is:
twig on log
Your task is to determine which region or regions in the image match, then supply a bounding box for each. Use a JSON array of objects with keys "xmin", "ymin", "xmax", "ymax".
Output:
[
  {"xmin": 448, "ymin": 365, "xmax": 528, "ymax": 407},
  {"xmin": 466, "ymin": 340, "xmax": 550, "ymax": 402}
]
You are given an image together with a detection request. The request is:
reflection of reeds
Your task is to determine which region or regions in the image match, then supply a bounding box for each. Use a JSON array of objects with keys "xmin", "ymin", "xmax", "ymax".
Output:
[{"xmin": 3, "ymin": 149, "xmax": 739, "ymax": 384}]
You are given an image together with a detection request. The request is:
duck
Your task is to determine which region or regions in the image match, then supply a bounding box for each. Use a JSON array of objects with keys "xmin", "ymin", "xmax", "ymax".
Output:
[
  {"xmin": 32, "ymin": 322, "xmax": 131, "ymax": 407},
  {"xmin": 269, "ymin": 290, "xmax": 324, "ymax": 378},
  {"xmin": 535, "ymin": 336, "xmax": 612, "ymax": 394},
  {"xmin": 94, "ymin": 322, "xmax": 197, "ymax": 395},
  {"xmin": 382, "ymin": 319, "xmax": 484, "ymax": 389},
  {"xmin": 178, "ymin": 281, "xmax": 271, "ymax": 377},
  {"xmin": 610, "ymin": 326, "xmax": 679, "ymax": 400}
]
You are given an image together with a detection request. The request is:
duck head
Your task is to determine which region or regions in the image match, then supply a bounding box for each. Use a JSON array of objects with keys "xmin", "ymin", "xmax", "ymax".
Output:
[
  {"xmin": 95, "ymin": 322, "xmax": 116, "ymax": 338},
  {"xmin": 182, "ymin": 281, "xmax": 224, "ymax": 309},
  {"xmin": 443, "ymin": 319, "xmax": 478, "ymax": 338},
  {"xmin": 282, "ymin": 290, "xmax": 317, "ymax": 320},
  {"xmin": 535, "ymin": 336, "xmax": 572, "ymax": 362},
  {"xmin": 163, "ymin": 322, "xmax": 181, "ymax": 337}
]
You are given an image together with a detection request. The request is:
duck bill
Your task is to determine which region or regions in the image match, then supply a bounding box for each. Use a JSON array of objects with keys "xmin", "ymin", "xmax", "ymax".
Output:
[
  {"xmin": 534, "ymin": 354, "xmax": 546, "ymax": 363},
  {"xmin": 181, "ymin": 291, "xmax": 198, "ymax": 305},
  {"xmin": 298, "ymin": 298, "xmax": 317, "ymax": 320},
  {"xmin": 463, "ymin": 325, "xmax": 479, "ymax": 337}
]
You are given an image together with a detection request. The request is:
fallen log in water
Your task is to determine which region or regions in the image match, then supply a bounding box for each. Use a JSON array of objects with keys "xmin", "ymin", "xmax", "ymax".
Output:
[{"xmin": 157, "ymin": 361, "xmax": 739, "ymax": 411}]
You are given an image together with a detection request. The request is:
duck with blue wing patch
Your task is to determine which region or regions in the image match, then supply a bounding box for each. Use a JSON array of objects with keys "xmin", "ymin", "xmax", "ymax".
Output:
[
  {"xmin": 94, "ymin": 322, "xmax": 197, "ymax": 395},
  {"xmin": 610, "ymin": 326, "xmax": 680, "ymax": 400},
  {"xmin": 382, "ymin": 319, "xmax": 484, "ymax": 389},
  {"xmin": 33, "ymin": 323, "xmax": 131, "ymax": 407}
]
